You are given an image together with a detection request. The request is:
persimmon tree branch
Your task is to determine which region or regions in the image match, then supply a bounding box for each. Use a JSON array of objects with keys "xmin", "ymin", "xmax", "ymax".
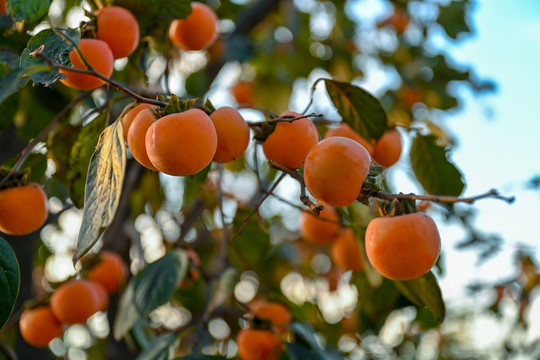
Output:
[
  {"xmin": 369, "ymin": 189, "xmax": 515, "ymax": 205},
  {"xmin": 248, "ymin": 113, "xmax": 323, "ymax": 127}
]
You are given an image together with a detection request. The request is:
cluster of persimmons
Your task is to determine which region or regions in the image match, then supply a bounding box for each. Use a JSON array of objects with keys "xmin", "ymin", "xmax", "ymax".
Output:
[{"xmin": 0, "ymin": 3, "xmax": 443, "ymax": 358}]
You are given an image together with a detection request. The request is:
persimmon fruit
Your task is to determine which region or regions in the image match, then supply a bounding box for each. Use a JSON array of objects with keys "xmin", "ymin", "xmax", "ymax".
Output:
[
  {"xmin": 19, "ymin": 306, "xmax": 63, "ymax": 348},
  {"xmin": 304, "ymin": 137, "xmax": 371, "ymax": 207},
  {"xmin": 146, "ymin": 109, "xmax": 217, "ymax": 176},
  {"xmin": 365, "ymin": 212, "xmax": 441, "ymax": 280},
  {"xmin": 50, "ymin": 279, "xmax": 105, "ymax": 324},
  {"xmin": 331, "ymin": 228, "xmax": 363, "ymax": 271},
  {"xmin": 169, "ymin": 2, "xmax": 218, "ymax": 51},
  {"xmin": 232, "ymin": 81, "xmax": 255, "ymax": 107},
  {"xmin": 121, "ymin": 103, "xmax": 152, "ymax": 141},
  {"xmin": 237, "ymin": 328, "xmax": 283, "ymax": 360},
  {"xmin": 127, "ymin": 106, "xmax": 158, "ymax": 171},
  {"xmin": 59, "ymin": 39, "xmax": 114, "ymax": 90},
  {"xmin": 95, "ymin": 6, "xmax": 139, "ymax": 59},
  {"xmin": 0, "ymin": 182, "xmax": 48, "ymax": 236},
  {"xmin": 299, "ymin": 206, "xmax": 340, "ymax": 244},
  {"xmin": 262, "ymin": 111, "xmax": 319, "ymax": 169},
  {"xmin": 88, "ymin": 251, "xmax": 128, "ymax": 294},
  {"xmin": 252, "ymin": 302, "xmax": 292, "ymax": 334},
  {"xmin": 372, "ymin": 128, "xmax": 402, "ymax": 167},
  {"xmin": 324, "ymin": 123, "xmax": 373, "ymax": 155},
  {"xmin": 209, "ymin": 106, "xmax": 250, "ymax": 163}
]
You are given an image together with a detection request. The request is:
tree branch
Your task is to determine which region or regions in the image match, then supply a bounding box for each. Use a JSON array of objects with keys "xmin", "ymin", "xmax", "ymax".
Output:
[{"xmin": 369, "ymin": 189, "xmax": 515, "ymax": 205}]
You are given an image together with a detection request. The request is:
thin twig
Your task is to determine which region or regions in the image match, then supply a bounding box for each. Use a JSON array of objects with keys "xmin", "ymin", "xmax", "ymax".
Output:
[
  {"xmin": 369, "ymin": 189, "xmax": 515, "ymax": 205},
  {"xmin": 231, "ymin": 173, "xmax": 286, "ymax": 242},
  {"xmin": 248, "ymin": 113, "xmax": 323, "ymax": 127},
  {"xmin": 0, "ymin": 89, "xmax": 93, "ymax": 188},
  {"xmin": 217, "ymin": 165, "xmax": 229, "ymax": 242},
  {"xmin": 0, "ymin": 341, "xmax": 16, "ymax": 360},
  {"xmin": 264, "ymin": 191, "xmax": 343, "ymax": 225}
]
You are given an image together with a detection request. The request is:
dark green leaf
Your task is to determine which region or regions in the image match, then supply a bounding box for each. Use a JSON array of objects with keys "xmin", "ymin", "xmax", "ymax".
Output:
[
  {"xmin": 67, "ymin": 113, "xmax": 107, "ymax": 208},
  {"xmin": 393, "ymin": 271, "xmax": 446, "ymax": 322},
  {"xmin": 410, "ymin": 134, "xmax": 464, "ymax": 196},
  {"xmin": 324, "ymin": 79, "xmax": 388, "ymax": 140},
  {"xmin": 437, "ymin": 0, "xmax": 471, "ymax": 40},
  {"xmin": 19, "ymin": 153, "xmax": 48, "ymax": 183},
  {"xmin": 286, "ymin": 343, "xmax": 325, "ymax": 360},
  {"xmin": 133, "ymin": 249, "xmax": 188, "ymax": 316},
  {"xmin": 20, "ymin": 28, "xmax": 80, "ymax": 86},
  {"xmin": 0, "ymin": 237, "xmax": 20, "ymax": 329},
  {"xmin": 0, "ymin": 67, "xmax": 27, "ymax": 105},
  {"xmin": 113, "ymin": 282, "xmax": 138, "ymax": 341},
  {"xmin": 9, "ymin": 0, "xmax": 51, "ymax": 22},
  {"xmin": 73, "ymin": 119, "xmax": 126, "ymax": 263},
  {"xmin": 289, "ymin": 322, "xmax": 346, "ymax": 360},
  {"xmin": 137, "ymin": 333, "xmax": 178, "ymax": 360},
  {"xmin": 183, "ymin": 164, "xmax": 211, "ymax": 208},
  {"xmin": 229, "ymin": 208, "xmax": 271, "ymax": 270}
]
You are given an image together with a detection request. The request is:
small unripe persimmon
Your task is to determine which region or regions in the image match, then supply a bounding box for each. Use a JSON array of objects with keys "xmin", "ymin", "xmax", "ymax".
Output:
[
  {"xmin": 232, "ymin": 81, "xmax": 255, "ymax": 107},
  {"xmin": 169, "ymin": 2, "xmax": 218, "ymax": 51},
  {"xmin": 19, "ymin": 306, "xmax": 63, "ymax": 348},
  {"xmin": 331, "ymin": 228, "xmax": 363, "ymax": 271},
  {"xmin": 324, "ymin": 123, "xmax": 374, "ymax": 155},
  {"xmin": 304, "ymin": 137, "xmax": 371, "ymax": 207},
  {"xmin": 365, "ymin": 213, "xmax": 441, "ymax": 280},
  {"xmin": 300, "ymin": 206, "xmax": 340, "ymax": 244},
  {"xmin": 59, "ymin": 39, "xmax": 114, "ymax": 90},
  {"xmin": 372, "ymin": 128, "xmax": 402, "ymax": 167},
  {"xmin": 95, "ymin": 6, "xmax": 139, "ymax": 59},
  {"xmin": 146, "ymin": 109, "xmax": 217, "ymax": 176},
  {"xmin": 0, "ymin": 183, "xmax": 48, "ymax": 236},
  {"xmin": 127, "ymin": 106, "xmax": 159, "ymax": 171},
  {"xmin": 262, "ymin": 111, "xmax": 319, "ymax": 169},
  {"xmin": 210, "ymin": 106, "xmax": 250, "ymax": 163}
]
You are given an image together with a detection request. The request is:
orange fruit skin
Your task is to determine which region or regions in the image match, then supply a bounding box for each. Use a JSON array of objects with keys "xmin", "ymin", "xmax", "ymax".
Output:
[
  {"xmin": 59, "ymin": 39, "xmax": 114, "ymax": 90},
  {"xmin": 324, "ymin": 123, "xmax": 374, "ymax": 155},
  {"xmin": 121, "ymin": 103, "xmax": 154, "ymax": 141},
  {"xmin": 0, "ymin": 0, "xmax": 6, "ymax": 15},
  {"xmin": 372, "ymin": 128, "xmax": 402, "ymax": 167},
  {"xmin": 88, "ymin": 251, "xmax": 127, "ymax": 294},
  {"xmin": 146, "ymin": 109, "xmax": 217, "ymax": 176},
  {"xmin": 299, "ymin": 206, "xmax": 340, "ymax": 244},
  {"xmin": 95, "ymin": 6, "xmax": 139, "ymax": 59},
  {"xmin": 237, "ymin": 328, "xmax": 283, "ymax": 360},
  {"xmin": 127, "ymin": 107, "xmax": 159, "ymax": 171},
  {"xmin": 232, "ymin": 81, "xmax": 255, "ymax": 107},
  {"xmin": 365, "ymin": 213, "xmax": 441, "ymax": 280},
  {"xmin": 88, "ymin": 281, "xmax": 109, "ymax": 311},
  {"xmin": 19, "ymin": 306, "xmax": 63, "ymax": 348},
  {"xmin": 0, "ymin": 183, "xmax": 48, "ymax": 236},
  {"xmin": 209, "ymin": 106, "xmax": 250, "ymax": 163},
  {"xmin": 262, "ymin": 111, "xmax": 319, "ymax": 170},
  {"xmin": 304, "ymin": 137, "xmax": 371, "ymax": 207},
  {"xmin": 50, "ymin": 279, "xmax": 103, "ymax": 324},
  {"xmin": 331, "ymin": 228, "xmax": 363, "ymax": 271},
  {"xmin": 168, "ymin": 2, "xmax": 218, "ymax": 51}
]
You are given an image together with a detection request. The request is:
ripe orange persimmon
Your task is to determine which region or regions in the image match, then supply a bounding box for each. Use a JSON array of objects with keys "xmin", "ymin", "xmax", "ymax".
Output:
[
  {"xmin": 88, "ymin": 251, "xmax": 127, "ymax": 294},
  {"xmin": 331, "ymin": 228, "xmax": 363, "ymax": 271},
  {"xmin": 0, "ymin": 0, "xmax": 6, "ymax": 15},
  {"xmin": 95, "ymin": 6, "xmax": 139, "ymax": 59},
  {"xmin": 0, "ymin": 183, "xmax": 48, "ymax": 236},
  {"xmin": 365, "ymin": 213, "xmax": 441, "ymax": 280},
  {"xmin": 209, "ymin": 106, "xmax": 250, "ymax": 163},
  {"xmin": 237, "ymin": 328, "xmax": 283, "ymax": 360},
  {"xmin": 252, "ymin": 302, "xmax": 292, "ymax": 333},
  {"xmin": 232, "ymin": 81, "xmax": 255, "ymax": 107},
  {"xmin": 324, "ymin": 123, "xmax": 373, "ymax": 155},
  {"xmin": 127, "ymin": 106, "xmax": 158, "ymax": 171},
  {"xmin": 372, "ymin": 128, "xmax": 402, "ymax": 167},
  {"xmin": 59, "ymin": 39, "xmax": 114, "ymax": 90},
  {"xmin": 121, "ymin": 103, "xmax": 153, "ymax": 141},
  {"xmin": 304, "ymin": 137, "xmax": 371, "ymax": 207},
  {"xmin": 50, "ymin": 279, "xmax": 104, "ymax": 324},
  {"xmin": 19, "ymin": 306, "xmax": 63, "ymax": 348},
  {"xmin": 146, "ymin": 109, "xmax": 217, "ymax": 176},
  {"xmin": 299, "ymin": 206, "xmax": 340, "ymax": 244},
  {"xmin": 262, "ymin": 111, "xmax": 319, "ymax": 169},
  {"xmin": 168, "ymin": 2, "xmax": 218, "ymax": 51},
  {"xmin": 89, "ymin": 281, "xmax": 109, "ymax": 311}
]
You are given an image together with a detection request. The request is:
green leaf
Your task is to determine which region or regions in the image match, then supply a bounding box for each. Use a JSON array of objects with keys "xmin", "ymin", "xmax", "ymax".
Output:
[
  {"xmin": 289, "ymin": 322, "xmax": 346, "ymax": 360},
  {"xmin": 133, "ymin": 249, "xmax": 188, "ymax": 316},
  {"xmin": 137, "ymin": 333, "xmax": 178, "ymax": 360},
  {"xmin": 0, "ymin": 237, "xmax": 20, "ymax": 329},
  {"xmin": 437, "ymin": 0, "xmax": 471, "ymax": 40},
  {"xmin": 67, "ymin": 113, "xmax": 107, "ymax": 208},
  {"xmin": 286, "ymin": 343, "xmax": 325, "ymax": 360},
  {"xmin": 177, "ymin": 354, "xmax": 227, "ymax": 360},
  {"xmin": 410, "ymin": 134, "xmax": 465, "ymax": 196},
  {"xmin": 20, "ymin": 28, "xmax": 80, "ymax": 86},
  {"xmin": 0, "ymin": 67, "xmax": 28, "ymax": 105},
  {"xmin": 113, "ymin": 283, "xmax": 138, "ymax": 341},
  {"xmin": 229, "ymin": 208, "xmax": 271, "ymax": 270},
  {"xmin": 324, "ymin": 79, "xmax": 388, "ymax": 141},
  {"xmin": 8, "ymin": 0, "xmax": 51, "ymax": 23},
  {"xmin": 393, "ymin": 271, "xmax": 446, "ymax": 322},
  {"xmin": 183, "ymin": 164, "xmax": 211, "ymax": 208},
  {"xmin": 19, "ymin": 153, "xmax": 48, "ymax": 183},
  {"xmin": 73, "ymin": 119, "xmax": 126, "ymax": 264}
]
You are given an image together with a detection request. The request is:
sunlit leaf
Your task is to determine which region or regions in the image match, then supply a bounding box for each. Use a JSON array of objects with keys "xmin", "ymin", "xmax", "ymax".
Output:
[
  {"xmin": 137, "ymin": 333, "xmax": 178, "ymax": 360},
  {"xmin": 133, "ymin": 249, "xmax": 188, "ymax": 316},
  {"xmin": 113, "ymin": 282, "xmax": 138, "ymax": 341},
  {"xmin": 73, "ymin": 119, "xmax": 126, "ymax": 263},
  {"xmin": 8, "ymin": 0, "xmax": 51, "ymax": 22},
  {"xmin": 324, "ymin": 79, "xmax": 388, "ymax": 141},
  {"xmin": 0, "ymin": 237, "xmax": 20, "ymax": 329},
  {"xmin": 410, "ymin": 134, "xmax": 464, "ymax": 196},
  {"xmin": 393, "ymin": 271, "xmax": 446, "ymax": 322}
]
